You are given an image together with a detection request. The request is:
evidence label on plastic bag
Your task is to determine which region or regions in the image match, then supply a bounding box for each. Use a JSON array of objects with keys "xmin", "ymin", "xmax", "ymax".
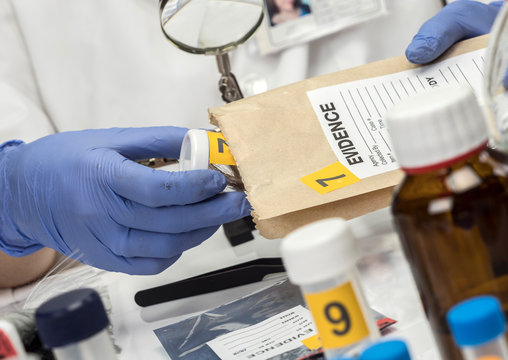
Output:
[
  {"xmin": 207, "ymin": 131, "xmax": 237, "ymax": 166},
  {"xmin": 304, "ymin": 281, "xmax": 369, "ymax": 349},
  {"xmin": 207, "ymin": 305, "xmax": 317, "ymax": 360}
]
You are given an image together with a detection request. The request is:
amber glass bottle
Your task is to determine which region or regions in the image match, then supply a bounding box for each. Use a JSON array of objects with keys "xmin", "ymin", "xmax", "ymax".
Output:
[{"xmin": 387, "ymin": 85, "xmax": 508, "ymax": 360}]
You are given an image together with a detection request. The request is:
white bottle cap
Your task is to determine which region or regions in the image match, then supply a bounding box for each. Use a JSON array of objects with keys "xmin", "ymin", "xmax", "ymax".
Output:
[
  {"xmin": 385, "ymin": 85, "xmax": 488, "ymax": 172},
  {"xmin": 281, "ymin": 218, "xmax": 358, "ymax": 286},
  {"xmin": 179, "ymin": 129, "xmax": 210, "ymax": 171}
]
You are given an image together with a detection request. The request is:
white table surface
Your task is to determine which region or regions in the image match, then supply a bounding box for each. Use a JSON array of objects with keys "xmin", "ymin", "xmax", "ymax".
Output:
[{"xmin": 105, "ymin": 207, "xmax": 443, "ymax": 360}]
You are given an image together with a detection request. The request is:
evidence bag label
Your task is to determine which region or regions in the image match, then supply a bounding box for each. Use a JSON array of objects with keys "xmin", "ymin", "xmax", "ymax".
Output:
[
  {"xmin": 304, "ymin": 281, "xmax": 369, "ymax": 349},
  {"xmin": 305, "ymin": 49, "xmax": 485, "ymax": 192},
  {"xmin": 207, "ymin": 305, "xmax": 317, "ymax": 360},
  {"xmin": 207, "ymin": 131, "xmax": 237, "ymax": 166}
]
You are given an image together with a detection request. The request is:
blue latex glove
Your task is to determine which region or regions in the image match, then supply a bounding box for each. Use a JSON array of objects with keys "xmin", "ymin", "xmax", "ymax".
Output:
[
  {"xmin": 406, "ymin": 0, "xmax": 504, "ymax": 64},
  {"xmin": 0, "ymin": 127, "xmax": 250, "ymax": 275}
]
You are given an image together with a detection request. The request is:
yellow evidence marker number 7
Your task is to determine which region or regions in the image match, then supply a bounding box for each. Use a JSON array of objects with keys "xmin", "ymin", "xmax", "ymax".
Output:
[
  {"xmin": 315, "ymin": 174, "xmax": 346, "ymax": 187},
  {"xmin": 300, "ymin": 161, "xmax": 360, "ymax": 194},
  {"xmin": 206, "ymin": 131, "xmax": 237, "ymax": 166}
]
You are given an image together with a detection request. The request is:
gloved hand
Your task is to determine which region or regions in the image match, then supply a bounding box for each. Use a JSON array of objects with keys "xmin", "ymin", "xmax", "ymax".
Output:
[
  {"xmin": 0, "ymin": 127, "xmax": 250, "ymax": 275},
  {"xmin": 406, "ymin": 0, "xmax": 504, "ymax": 64}
]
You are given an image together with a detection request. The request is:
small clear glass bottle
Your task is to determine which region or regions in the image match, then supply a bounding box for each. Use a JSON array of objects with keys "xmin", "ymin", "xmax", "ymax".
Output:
[
  {"xmin": 447, "ymin": 296, "xmax": 508, "ymax": 360},
  {"xmin": 359, "ymin": 340, "xmax": 412, "ymax": 360},
  {"xmin": 179, "ymin": 129, "xmax": 237, "ymax": 171},
  {"xmin": 35, "ymin": 288, "xmax": 116, "ymax": 360},
  {"xmin": 281, "ymin": 218, "xmax": 379, "ymax": 359}
]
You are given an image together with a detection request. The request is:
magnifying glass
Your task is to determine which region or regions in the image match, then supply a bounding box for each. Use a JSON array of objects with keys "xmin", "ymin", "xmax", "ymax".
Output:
[
  {"xmin": 137, "ymin": 0, "xmax": 263, "ymax": 167},
  {"xmin": 159, "ymin": 0, "xmax": 264, "ymax": 103}
]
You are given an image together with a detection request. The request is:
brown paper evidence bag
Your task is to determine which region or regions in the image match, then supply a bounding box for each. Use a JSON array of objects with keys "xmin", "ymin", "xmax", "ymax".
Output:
[{"xmin": 209, "ymin": 36, "xmax": 488, "ymax": 239}]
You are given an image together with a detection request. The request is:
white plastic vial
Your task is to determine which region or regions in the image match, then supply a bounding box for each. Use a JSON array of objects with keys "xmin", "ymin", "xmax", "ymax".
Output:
[
  {"xmin": 179, "ymin": 129, "xmax": 210, "ymax": 171},
  {"xmin": 281, "ymin": 218, "xmax": 379, "ymax": 359},
  {"xmin": 179, "ymin": 129, "xmax": 237, "ymax": 171},
  {"xmin": 35, "ymin": 288, "xmax": 116, "ymax": 360}
]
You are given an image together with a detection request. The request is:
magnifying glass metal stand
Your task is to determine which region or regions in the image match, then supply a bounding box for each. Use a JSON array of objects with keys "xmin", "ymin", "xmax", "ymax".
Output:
[{"xmin": 217, "ymin": 53, "xmax": 244, "ymax": 103}]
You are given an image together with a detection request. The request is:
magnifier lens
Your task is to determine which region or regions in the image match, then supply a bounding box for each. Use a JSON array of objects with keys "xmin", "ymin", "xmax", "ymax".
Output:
[{"xmin": 159, "ymin": 0, "xmax": 264, "ymax": 55}]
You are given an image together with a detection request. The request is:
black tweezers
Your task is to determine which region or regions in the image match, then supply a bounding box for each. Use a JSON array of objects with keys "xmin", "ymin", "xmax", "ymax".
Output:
[{"xmin": 135, "ymin": 257, "xmax": 285, "ymax": 307}]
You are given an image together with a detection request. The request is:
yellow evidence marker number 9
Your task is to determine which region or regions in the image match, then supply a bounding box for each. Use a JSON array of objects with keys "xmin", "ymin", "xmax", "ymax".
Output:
[
  {"xmin": 324, "ymin": 302, "xmax": 351, "ymax": 336},
  {"xmin": 304, "ymin": 281, "xmax": 370, "ymax": 349}
]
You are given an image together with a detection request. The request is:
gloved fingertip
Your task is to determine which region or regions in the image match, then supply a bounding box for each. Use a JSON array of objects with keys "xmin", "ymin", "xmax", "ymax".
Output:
[
  {"xmin": 240, "ymin": 196, "xmax": 252, "ymax": 217},
  {"xmin": 489, "ymin": 1, "xmax": 504, "ymax": 10},
  {"xmin": 212, "ymin": 171, "xmax": 228, "ymax": 191},
  {"xmin": 406, "ymin": 37, "xmax": 441, "ymax": 65}
]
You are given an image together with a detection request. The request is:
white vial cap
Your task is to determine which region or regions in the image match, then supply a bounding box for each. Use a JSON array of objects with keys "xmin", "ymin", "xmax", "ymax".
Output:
[
  {"xmin": 385, "ymin": 85, "xmax": 488, "ymax": 171},
  {"xmin": 179, "ymin": 129, "xmax": 210, "ymax": 171},
  {"xmin": 281, "ymin": 218, "xmax": 358, "ymax": 286}
]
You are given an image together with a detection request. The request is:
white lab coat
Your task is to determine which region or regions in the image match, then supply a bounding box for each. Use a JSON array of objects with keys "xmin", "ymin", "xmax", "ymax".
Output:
[{"xmin": 0, "ymin": 0, "xmax": 444, "ymax": 144}]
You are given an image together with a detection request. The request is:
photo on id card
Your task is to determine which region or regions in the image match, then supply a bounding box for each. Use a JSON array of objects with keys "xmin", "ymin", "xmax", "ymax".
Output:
[{"xmin": 256, "ymin": 0, "xmax": 387, "ymax": 54}]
